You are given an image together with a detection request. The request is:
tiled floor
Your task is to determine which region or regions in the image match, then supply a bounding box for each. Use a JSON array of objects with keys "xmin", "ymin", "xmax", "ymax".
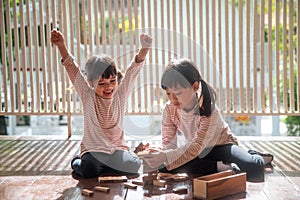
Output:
[{"xmin": 0, "ymin": 136, "xmax": 299, "ymax": 199}]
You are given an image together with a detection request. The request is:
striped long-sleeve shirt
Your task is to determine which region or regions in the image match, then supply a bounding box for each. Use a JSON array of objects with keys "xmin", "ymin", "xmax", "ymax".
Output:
[
  {"xmin": 62, "ymin": 54, "xmax": 144, "ymax": 156},
  {"xmin": 161, "ymin": 102, "xmax": 238, "ymax": 170}
]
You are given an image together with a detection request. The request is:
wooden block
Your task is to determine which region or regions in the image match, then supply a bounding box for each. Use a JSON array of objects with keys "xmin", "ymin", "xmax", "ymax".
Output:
[
  {"xmin": 173, "ymin": 187, "xmax": 188, "ymax": 194},
  {"xmin": 132, "ymin": 180, "xmax": 144, "ymax": 186},
  {"xmin": 153, "ymin": 179, "xmax": 166, "ymax": 187},
  {"xmin": 172, "ymin": 173, "xmax": 189, "ymax": 182},
  {"xmin": 81, "ymin": 189, "xmax": 94, "ymax": 196},
  {"xmin": 123, "ymin": 182, "xmax": 138, "ymax": 189},
  {"xmin": 158, "ymin": 172, "xmax": 188, "ymax": 182},
  {"xmin": 193, "ymin": 170, "xmax": 247, "ymax": 199},
  {"xmin": 94, "ymin": 186, "xmax": 110, "ymax": 193},
  {"xmin": 98, "ymin": 176, "xmax": 128, "ymax": 183}
]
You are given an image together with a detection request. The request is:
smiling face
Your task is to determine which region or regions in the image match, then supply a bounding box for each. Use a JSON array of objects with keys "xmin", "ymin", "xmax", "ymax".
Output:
[{"xmin": 94, "ymin": 75, "xmax": 118, "ymax": 99}]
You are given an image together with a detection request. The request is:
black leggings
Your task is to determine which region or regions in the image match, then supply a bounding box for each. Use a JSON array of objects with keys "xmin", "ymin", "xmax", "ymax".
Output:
[{"xmin": 159, "ymin": 144, "xmax": 264, "ymax": 181}]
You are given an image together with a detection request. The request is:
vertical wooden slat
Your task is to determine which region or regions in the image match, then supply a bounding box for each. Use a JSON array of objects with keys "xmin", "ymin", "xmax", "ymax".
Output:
[
  {"xmin": 253, "ymin": 0, "xmax": 258, "ymax": 113},
  {"xmin": 147, "ymin": 0, "xmax": 153, "ymax": 113},
  {"xmin": 154, "ymin": 0, "xmax": 160, "ymax": 113},
  {"xmin": 288, "ymin": 0, "xmax": 294, "ymax": 112},
  {"xmin": 39, "ymin": 0, "xmax": 47, "ymax": 112},
  {"xmin": 141, "ymin": 0, "xmax": 148, "ymax": 111},
  {"xmin": 199, "ymin": 0, "xmax": 203, "ymax": 72},
  {"xmin": 94, "ymin": 0, "xmax": 100, "ymax": 47},
  {"xmin": 172, "ymin": 0, "xmax": 177, "ymax": 57},
  {"xmin": 282, "ymin": 0, "xmax": 288, "ymax": 112},
  {"xmin": 120, "ymin": 0, "xmax": 126, "ymax": 69},
  {"xmin": 218, "ymin": 0, "xmax": 223, "ymax": 111},
  {"xmin": 167, "ymin": 0, "xmax": 171, "ymax": 61},
  {"xmin": 268, "ymin": 0, "xmax": 273, "ymax": 113},
  {"xmin": 246, "ymin": 0, "xmax": 251, "ymax": 112},
  {"xmin": 297, "ymin": 0, "xmax": 300, "ymax": 112},
  {"xmin": 108, "ymin": 0, "xmax": 114, "ymax": 57},
  {"xmin": 128, "ymin": 0, "xmax": 134, "ymax": 58},
  {"xmin": 205, "ymin": 0, "xmax": 210, "ymax": 82},
  {"xmin": 231, "ymin": 0, "xmax": 236, "ymax": 112},
  {"xmin": 212, "ymin": 0, "xmax": 216, "ymax": 88},
  {"xmin": 225, "ymin": 0, "xmax": 230, "ymax": 112},
  {"xmin": 26, "ymin": 0, "xmax": 35, "ymax": 112},
  {"xmin": 186, "ymin": 0, "xmax": 191, "ymax": 59},
  {"xmin": 0, "ymin": 1, "xmax": 7, "ymax": 111},
  {"xmin": 238, "ymin": 0, "xmax": 244, "ymax": 112},
  {"xmin": 87, "ymin": 0, "xmax": 93, "ymax": 53},
  {"xmin": 19, "ymin": 0, "xmax": 28, "ymax": 112},
  {"xmin": 114, "ymin": 0, "xmax": 121, "ymax": 68},
  {"xmin": 52, "ymin": 0, "xmax": 59, "ymax": 113},
  {"xmin": 45, "ymin": 0, "xmax": 53, "ymax": 112},
  {"xmin": 12, "ymin": 0, "xmax": 21, "ymax": 112},
  {"xmin": 100, "ymin": 0, "xmax": 105, "ymax": 52},
  {"xmin": 160, "ymin": 0, "xmax": 166, "ymax": 106},
  {"xmin": 82, "ymin": 0, "xmax": 88, "ymax": 56},
  {"xmin": 32, "ymin": 0, "xmax": 41, "ymax": 112},
  {"xmin": 260, "ymin": 0, "xmax": 265, "ymax": 113},
  {"xmin": 192, "ymin": 0, "xmax": 196, "ymax": 62},
  {"xmin": 179, "ymin": 0, "xmax": 183, "ymax": 56},
  {"xmin": 275, "ymin": 0, "xmax": 280, "ymax": 113}
]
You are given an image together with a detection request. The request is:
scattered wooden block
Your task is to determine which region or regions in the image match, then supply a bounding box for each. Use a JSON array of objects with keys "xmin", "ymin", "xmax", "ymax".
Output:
[
  {"xmin": 153, "ymin": 179, "xmax": 166, "ymax": 187},
  {"xmin": 123, "ymin": 182, "xmax": 138, "ymax": 189},
  {"xmin": 173, "ymin": 187, "xmax": 188, "ymax": 194},
  {"xmin": 172, "ymin": 173, "xmax": 189, "ymax": 182},
  {"xmin": 98, "ymin": 176, "xmax": 128, "ymax": 183},
  {"xmin": 158, "ymin": 172, "xmax": 189, "ymax": 182},
  {"xmin": 132, "ymin": 180, "xmax": 144, "ymax": 186},
  {"xmin": 94, "ymin": 186, "xmax": 110, "ymax": 193},
  {"xmin": 193, "ymin": 170, "xmax": 246, "ymax": 199},
  {"xmin": 81, "ymin": 189, "xmax": 94, "ymax": 196}
]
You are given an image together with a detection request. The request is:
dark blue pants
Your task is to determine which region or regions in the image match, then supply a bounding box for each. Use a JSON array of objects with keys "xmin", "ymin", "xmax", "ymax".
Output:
[
  {"xmin": 159, "ymin": 144, "xmax": 264, "ymax": 181},
  {"xmin": 71, "ymin": 150, "xmax": 141, "ymax": 178}
]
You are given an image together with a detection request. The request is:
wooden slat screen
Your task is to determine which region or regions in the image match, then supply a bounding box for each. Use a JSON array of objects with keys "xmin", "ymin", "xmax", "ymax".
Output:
[{"xmin": 0, "ymin": 0, "xmax": 299, "ymax": 136}]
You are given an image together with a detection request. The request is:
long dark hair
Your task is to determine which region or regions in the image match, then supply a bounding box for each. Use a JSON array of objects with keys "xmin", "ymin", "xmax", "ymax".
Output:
[{"xmin": 161, "ymin": 58, "xmax": 216, "ymax": 116}]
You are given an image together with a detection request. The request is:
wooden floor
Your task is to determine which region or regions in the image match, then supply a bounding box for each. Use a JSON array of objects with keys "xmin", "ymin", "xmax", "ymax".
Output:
[{"xmin": 0, "ymin": 135, "xmax": 299, "ymax": 200}]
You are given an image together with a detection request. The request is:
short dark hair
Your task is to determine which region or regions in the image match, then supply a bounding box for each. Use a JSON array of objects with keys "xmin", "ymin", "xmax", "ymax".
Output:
[{"xmin": 84, "ymin": 55, "xmax": 118, "ymax": 82}]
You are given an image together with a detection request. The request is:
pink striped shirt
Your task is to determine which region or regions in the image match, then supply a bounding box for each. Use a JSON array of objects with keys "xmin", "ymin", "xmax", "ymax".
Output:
[
  {"xmin": 161, "ymin": 102, "xmax": 238, "ymax": 170},
  {"xmin": 62, "ymin": 54, "xmax": 144, "ymax": 156}
]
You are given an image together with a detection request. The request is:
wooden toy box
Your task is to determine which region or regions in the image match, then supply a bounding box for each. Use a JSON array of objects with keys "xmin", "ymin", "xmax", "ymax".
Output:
[{"xmin": 193, "ymin": 170, "xmax": 246, "ymax": 199}]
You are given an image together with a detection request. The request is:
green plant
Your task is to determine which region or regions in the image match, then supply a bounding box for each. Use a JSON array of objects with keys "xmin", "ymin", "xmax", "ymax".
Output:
[{"xmin": 284, "ymin": 116, "xmax": 300, "ymax": 136}]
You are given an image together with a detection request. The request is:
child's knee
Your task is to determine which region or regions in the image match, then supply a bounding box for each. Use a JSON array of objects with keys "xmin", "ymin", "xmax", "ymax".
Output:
[{"xmin": 81, "ymin": 159, "xmax": 98, "ymax": 178}]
